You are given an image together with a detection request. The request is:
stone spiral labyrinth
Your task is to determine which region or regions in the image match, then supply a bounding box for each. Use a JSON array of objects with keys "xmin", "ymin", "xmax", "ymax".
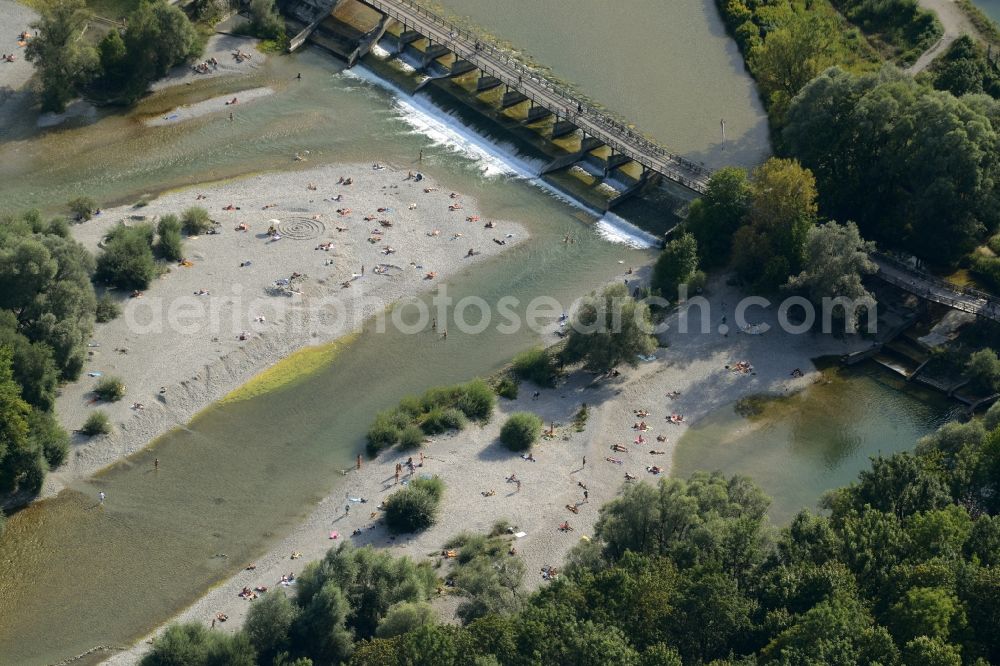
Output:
[{"xmin": 278, "ymin": 217, "xmax": 326, "ymax": 240}]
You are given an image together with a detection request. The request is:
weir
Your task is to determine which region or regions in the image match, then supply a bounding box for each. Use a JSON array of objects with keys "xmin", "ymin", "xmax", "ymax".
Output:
[{"xmin": 285, "ymin": 0, "xmax": 712, "ymax": 208}]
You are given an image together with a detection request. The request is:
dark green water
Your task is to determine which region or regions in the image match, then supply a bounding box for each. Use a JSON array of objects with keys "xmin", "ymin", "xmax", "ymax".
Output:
[{"xmin": 673, "ymin": 364, "xmax": 958, "ymax": 525}]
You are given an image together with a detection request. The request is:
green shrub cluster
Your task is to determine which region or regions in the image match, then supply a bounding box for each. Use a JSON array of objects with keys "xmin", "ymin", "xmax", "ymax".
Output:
[
  {"xmin": 494, "ymin": 374, "xmax": 519, "ymax": 399},
  {"xmin": 81, "ymin": 410, "xmax": 112, "ymax": 437},
  {"xmin": 831, "ymin": 0, "xmax": 942, "ymax": 65},
  {"xmin": 366, "ymin": 380, "xmax": 495, "ymax": 456},
  {"xmin": 499, "ymin": 412, "xmax": 542, "ymax": 452},
  {"xmin": 383, "ymin": 476, "xmax": 445, "ymax": 534},
  {"xmin": 511, "ymin": 347, "xmax": 557, "ymax": 387},
  {"xmin": 93, "ymin": 376, "xmax": 125, "ymax": 402}
]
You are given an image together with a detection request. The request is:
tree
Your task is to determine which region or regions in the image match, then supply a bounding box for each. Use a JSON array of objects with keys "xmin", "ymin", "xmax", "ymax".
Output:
[
  {"xmin": 902, "ymin": 636, "xmax": 962, "ymax": 666},
  {"xmin": 244, "ymin": 591, "xmax": 297, "ymax": 663},
  {"xmin": 181, "ymin": 207, "xmax": 212, "ymax": 236},
  {"xmin": 248, "ymin": 0, "xmax": 285, "ymax": 41},
  {"xmin": 562, "ymin": 283, "xmax": 656, "ymax": 373},
  {"xmin": 0, "ymin": 346, "xmax": 35, "ymax": 494},
  {"xmin": 966, "ymin": 349, "xmax": 1000, "ymax": 393},
  {"xmin": 732, "ymin": 158, "xmax": 818, "ymax": 291},
  {"xmin": 67, "ymin": 197, "xmax": 98, "ymax": 221},
  {"xmin": 888, "ymin": 586, "xmax": 963, "ymax": 643},
  {"xmin": 95, "ymin": 294, "xmax": 121, "ymax": 323},
  {"xmin": 651, "ymin": 232, "xmax": 699, "ymax": 302},
  {"xmin": 23, "ymin": 0, "xmax": 95, "ymax": 112},
  {"xmin": 375, "ymin": 601, "xmax": 435, "ymax": 638},
  {"xmin": 117, "ymin": 1, "xmax": 200, "ymax": 103},
  {"xmin": 95, "ymin": 225, "xmax": 157, "ymax": 291},
  {"xmin": 748, "ymin": 12, "xmax": 842, "ymax": 119},
  {"xmin": 289, "ymin": 581, "xmax": 354, "ymax": 664},
  {"xmin": 784, "ymin": 221, "xmax": 876, "ymax": 328},
  {"xmin": 499, "ymin": 412, "xmax": 542, "ymax": 452},
  {"xmin": 0, "ymin": 222, "xmax": 97, "ymax": 379},
  {"xmin": 155, "ymin": 215, "xmax": 184, "ymax": 262},
  {"xmin": 685, "ymin": 166, "xmax": 751, "ymax": 268},
  {"xmin": 783, "ymin": 66, "xmax": 1000, "ymax": 265},
  {"xmin": 383, "ymin": 477, "xmax": 444, "ymax": 533}
]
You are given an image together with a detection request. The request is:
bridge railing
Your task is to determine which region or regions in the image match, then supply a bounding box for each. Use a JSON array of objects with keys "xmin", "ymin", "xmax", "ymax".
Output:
[
  {"xmin": 363, "ymin": 0, "xmax": 711, "ymax": 189},
  {"xmin": 875, "ymin": 252, "xmax": 1000, "ymax": 308}
]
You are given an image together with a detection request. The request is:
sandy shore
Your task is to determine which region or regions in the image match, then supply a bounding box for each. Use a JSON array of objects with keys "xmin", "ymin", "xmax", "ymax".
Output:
[
  {"xmin": 105, "ymin": 276, "xmax": 868, "ymax": 664},
  {"xmin": 0, "ymin": 0, "xmax": 38, "ymax": 98},
  {"xmin": 149, "ymin": 34, "xmax": 267, "ymax": 91},
  {"xmin": 49, "ymin": 162, "xmax": 524, "ymax": 497},
  {"xmin": 145, "ymin": 86, "xmax": 274, "ymax": 126}
]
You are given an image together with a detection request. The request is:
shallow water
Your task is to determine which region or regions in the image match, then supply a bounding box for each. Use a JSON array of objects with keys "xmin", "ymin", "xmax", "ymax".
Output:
[
  {"xmin": 971, "ymin": 0, "xmax": 1000, "ymax": 23},
  {"xmin": 672, "ymin": 364, "xmax": 958, "ymax": 525}
]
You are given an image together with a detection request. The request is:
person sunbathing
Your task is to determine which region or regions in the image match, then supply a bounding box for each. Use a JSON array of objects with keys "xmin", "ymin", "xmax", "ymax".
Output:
[
  {"xmin": 610, "ymin": 444, "xmax": 628, "ymax": 453},
  {"xmin": 565, "ymin": 504, "xmax": 579, "ymax": 514},
  {"xmin": 559, "ymin": 521, "xmax": 573, "ymax": 531}
]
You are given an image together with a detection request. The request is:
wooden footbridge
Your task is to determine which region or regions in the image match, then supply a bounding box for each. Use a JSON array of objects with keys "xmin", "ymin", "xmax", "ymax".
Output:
[{"xmin": 288, "ymin": 0, "xmax": 713, "ymax": 195}]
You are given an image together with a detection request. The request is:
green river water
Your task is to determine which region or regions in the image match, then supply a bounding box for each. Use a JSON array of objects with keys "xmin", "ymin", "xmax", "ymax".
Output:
[{"xmin": 0, "ymin": 2, "xmax": 950, "ymax": 663}]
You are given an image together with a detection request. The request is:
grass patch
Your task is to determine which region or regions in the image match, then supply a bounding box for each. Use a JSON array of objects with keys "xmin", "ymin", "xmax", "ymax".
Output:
[
  {"xmin": 221, "ymin": 333, "xmax": 359, "ymax": 405},
  {"xmin": 572, "ymin": 403, "xmax": 589, "ymax": 432}
]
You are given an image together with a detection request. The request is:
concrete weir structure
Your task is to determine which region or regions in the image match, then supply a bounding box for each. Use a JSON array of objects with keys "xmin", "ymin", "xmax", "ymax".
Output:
[{"xmin": 285, "ymin": 0, "xmax": 712, "ymax": 211}]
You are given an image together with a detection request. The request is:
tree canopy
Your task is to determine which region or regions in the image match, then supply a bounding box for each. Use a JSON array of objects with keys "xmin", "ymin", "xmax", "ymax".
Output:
[
  {"xmin": 782, "ymin": 66, "xmax": 1000, "ymax": 266},
  {"xmin": 561, "ymin": 283, "xmax": 656, "ymax": 373}
]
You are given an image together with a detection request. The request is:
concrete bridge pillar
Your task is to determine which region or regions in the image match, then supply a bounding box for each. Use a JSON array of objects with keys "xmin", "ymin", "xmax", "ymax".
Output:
[
  {"xmin": 500, "ymin": 89, "xmax": 528, "ymax": 109},
  {"xmin": 551, "ymin": 119, "xmax": 578, "ymax": 138},
  {"xmin": 447, "ymin": 58, "xmax": 477, "ymax": 77},
  {"xmin": 603, "ymin": 152, "xmax": 631, "ymax": 176},
  {"xmin": 397, "ymin": 29, "xmax": 421, "ymax": 51},
  {"xmin": 476, "ymin": 75, "xmax": 502, "ymax": 92},
  {"xmin": 524, "ymin": 104, "xmax": 552, "ymax": 123},
  {"xmin": 422, "ymin": 43, "xmax": 450, "ymax": 67}
]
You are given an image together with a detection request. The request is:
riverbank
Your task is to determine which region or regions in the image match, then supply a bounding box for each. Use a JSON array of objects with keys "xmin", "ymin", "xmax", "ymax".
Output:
[
  {"xmin": 48, "ymin": 162, "xmax": 524, "ymax": 498},
  {"xmin": 106, "ymin": 276, "xmax": 870, "ymax": 664},
  {"xmin": 0, "ymin": 0, "xmax": 38, "ymax": 105}
]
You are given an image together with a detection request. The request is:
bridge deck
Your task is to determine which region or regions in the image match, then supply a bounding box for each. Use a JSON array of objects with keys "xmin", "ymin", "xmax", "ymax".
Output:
[
  {"xmin": 360, "ymin": 0, "xmax": 712, "ymax": 194},
  {"xmin": 874, "ymin": 255, "xmax": 1000, "ymax": 323}
]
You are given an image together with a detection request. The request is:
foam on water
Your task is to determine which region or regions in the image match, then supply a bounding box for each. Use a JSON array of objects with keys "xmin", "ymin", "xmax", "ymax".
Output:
[
  {"xmin": 596, "ymin": 212, "xmax": 660, "ymax": 249},
  {"xmin": 341, "ymin": 66, "xmax": 657, "ymax": 249}
]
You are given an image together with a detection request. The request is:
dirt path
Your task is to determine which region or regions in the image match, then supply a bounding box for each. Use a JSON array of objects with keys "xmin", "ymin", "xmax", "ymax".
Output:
[{"xmin": 909, "ymin": 0, "xmax": 981, "ymax": 73}]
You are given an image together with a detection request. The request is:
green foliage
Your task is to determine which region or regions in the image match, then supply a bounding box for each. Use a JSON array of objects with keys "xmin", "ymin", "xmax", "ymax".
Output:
[
  {"xmin": 511, "ymin": 347, "xmax": 557, "ymax": 387},
  {"xmin": 383, "ymin": 476, "xmax": 444, "ymax": 533},
  {"xmin": 451, "ymin": 535, "xmax": 525, "ymax": 623},
  {"xmin": 140, "ymin": 622, "xmax": 256, "ymax": 666},
  {"xmin": 561, "ymin": 283, "xmax": 656, "ymax": 373},
  {"xmin": 95, "ymin": 294, "xmax": 121, "ymax": 323},
  {"xmin": 81, "ymin": 410, "xmax": 111, "ymax": 436},
  {"xmin": 0, "ymin": 212, "xmax": 97, "ymax": 379},
  {"xmin": 375, "ymin": 601, "xmax": 435, "ymax": 638},
  {"xmin": 929, "ymin": 35, "xmax": 1000, "ymax": 98},
  {"xmin": 366, "ymin": 381, "xmax": 493, "ymax": 455},
  {"xmin": 0, "ymin": 346, "xmax": 35, "ymax": 494},
  {"xmin": 93, "ymin": 375, "xmax": 125, "ymax": 402},
  {"xmin": 29, "ymin": 409, "xmax": 69, "ymax": 468},
  {"xmin": 494, "ymin": 374, "xmax": 518, "ymax": 399},
  {"xmin": 685, "ymin": 166, "xmax": 751, "ymax": 268},
  {"xmin": 832, "ymin": 0, "xmax": 942, "ymax": 65},
  {"xmin": 248, "ymin": 0, "xmax": 285, "ymax": 41},
  {"xmin": 651, "ymin": 232, "xmax": 699, "ymax": 302},
  {"xmin": 499, "ymin": 412, "xmax": 542, "ymax": 452},
  {"xmin": 783, "ymin": 67, "xmax": 1000, "ymax": 266},
  {"xmin": 784, "ymin": 221, "xmax": 877, "ymax": 326},
  {"xmin": 94, "ymin": 2, "xmax": 201, "ymax": 104},
  {"xmin": 23, "ymin": 0, "xmax": 96, "ymax": 113},
  {"xmin": 155, "ymin": 214, "xmax": 184, "ymax": 262},
  {"xmin": 181, "ymin": 207, "xmax": 212, "ymax": 236},
  {"xmin": 398, "ymin": 424, "xmax": 425, "ymax": 449},
  {"xmin": 95, "ymin": 224, "xmax": 157, "ymax": 291},
  {"xmin": 966, "ymin": 348, "xmax": 1000, "ymax": 393},
  {"xmin": 732, "ymin": 158, "xmax": 818, "ymax": 292},
  {"xmin": 244, "ymin": 592, "xmax": 297, "ymax": 665},
  {"xmin": 67, "ymin": 197, "xmax": 98, "ymax": 221}
]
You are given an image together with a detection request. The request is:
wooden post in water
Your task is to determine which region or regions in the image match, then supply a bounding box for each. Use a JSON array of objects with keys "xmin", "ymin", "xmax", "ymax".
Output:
[{"xmin": 720, "ymin": 118, "xmax": 726, "ymax": 151}]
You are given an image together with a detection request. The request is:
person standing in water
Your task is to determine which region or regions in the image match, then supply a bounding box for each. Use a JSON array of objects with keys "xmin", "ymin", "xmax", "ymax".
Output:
[
  {"xmin": 154, "ymin": 458, "xmax": 159, "ymax": 471},
  {"xmin": 98, "ymin": 491, "xmax": 106, "ymax": 504}
]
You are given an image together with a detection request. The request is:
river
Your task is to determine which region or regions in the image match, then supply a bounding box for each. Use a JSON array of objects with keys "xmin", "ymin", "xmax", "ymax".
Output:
[
  {"xmin": 0, "ymin": 1, "xmax": 930, "ymax": 663},
  {"xmin": 673, "ymin": 363, "xmax": 958, "ymax": 525}
]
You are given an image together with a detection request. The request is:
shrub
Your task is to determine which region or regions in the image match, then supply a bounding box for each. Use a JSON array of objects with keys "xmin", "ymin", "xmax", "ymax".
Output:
[
  {"xmin": 94, "ymin": 375, "xmax": 126, "ymax": 402},
  {"xmin": 82, "ymin": 410, "xmax": 112, "ymax": 436},
  {"xmin": 420, "ymin": 406, "xmax": 450, "ymax": 434},
  {"xmin": 181, "ymin": 207, "xmax": 212, "ymax": 236},
  {"xmin": 95, "ymin": 294, "xmax": 121, "ymax": 323},
  {"xmin": 457, "ymin": 379, "xmax": 495, "ymax": 421},
  {"xmin": 67, "ymin": 196, "xmax": 98, "ymax": 221},
  {"xmin": 398, "ymin": 424, "xmax": 425, "ymax": 449},
  {"xmin": 512, "ymin": 347, "xmax": 556, "ymax": 387},
  {"xmin": 156, "ymin": 214, "xmax": 184, "ymax": 261},
  {"xmin": 29, "ymin": 410, "xmax": 70, "ymax": 468},
  {"xmin": 499, "ymin": 412, "xmax": 543, "ymax": 452},
  {"xmin": 95, "ymin": 225, "xmax": 157, "ymax": 291},
  {"xmin": 495, "ymin": 375, "xmax": 519, "ymax": 399},
  {"xmin": 383, "ymin": 476, "xmax": 444, "ymax": 533},
  {"xmin": 366, "ymin": 409, "xmax": 407, "ymax": 455},
  {"xmin": 248, "ymin": 0, "xmax": 285, "ymax": 41}
]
